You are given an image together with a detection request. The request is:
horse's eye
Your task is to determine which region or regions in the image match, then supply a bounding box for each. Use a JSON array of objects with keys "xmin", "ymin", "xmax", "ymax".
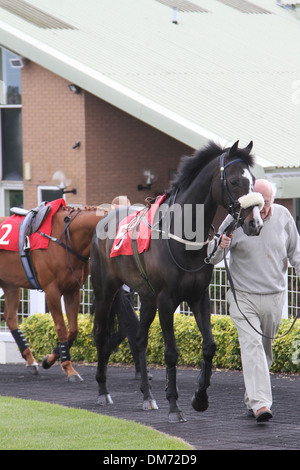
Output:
[{"xmin": 229, "ymin": 179, "xmax": 239, "ymax": 187}]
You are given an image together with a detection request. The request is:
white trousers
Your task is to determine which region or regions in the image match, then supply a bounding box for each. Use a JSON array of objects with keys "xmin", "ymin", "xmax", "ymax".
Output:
[{"xmin": 227, "ymin": 289, "xmax": 285, "ymax": 415}]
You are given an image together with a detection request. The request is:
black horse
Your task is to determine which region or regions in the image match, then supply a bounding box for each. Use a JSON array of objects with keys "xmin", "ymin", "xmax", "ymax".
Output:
[{"xmin": 90, "ymin": 140, "xmax": 263, "ymax": 422}]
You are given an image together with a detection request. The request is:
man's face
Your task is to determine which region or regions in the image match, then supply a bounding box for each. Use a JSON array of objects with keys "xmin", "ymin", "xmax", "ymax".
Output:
[
  {"xmin": 254, "ymin": 180, "xmax": 274, "ymax": 221},
  {"xmin": 260, "ymin": 197, "xmax": 272, "ymax": 220},
  {"xmin": 254, "ymin": 183, "xmax": 273, "ymax": 221}
]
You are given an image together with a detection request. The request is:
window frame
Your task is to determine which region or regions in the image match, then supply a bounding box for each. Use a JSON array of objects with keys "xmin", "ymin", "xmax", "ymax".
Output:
[
  {"xmin": 0, "ymin": 180, "xmax": 24, "ymax": 215},
  {"xmin": 0, "ymin": 46, "xmax": 23, "ymax": 216},
  {"xmin": 37, "ymin": 185, "xmax": 65, "ymax": 204}
]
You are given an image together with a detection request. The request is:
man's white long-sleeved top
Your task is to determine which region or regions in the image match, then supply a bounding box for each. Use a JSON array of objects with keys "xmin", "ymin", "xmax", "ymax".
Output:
[{"xmin": 207, "ymin": 204, "xmax": 300, "ymax": 294}]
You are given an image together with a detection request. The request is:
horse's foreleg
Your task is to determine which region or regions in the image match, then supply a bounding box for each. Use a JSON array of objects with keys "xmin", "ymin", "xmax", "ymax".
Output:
[
  {"xmin": 158, "ymin": 297, "xmax": 186, "ymax": 423},
  {"xmin": 44, "ymin": 286, "xmax": 82, "ymax": 382},
  {"xmin": 62, "ymin": 289, "xmax": 83, "ymax": 382},
  {"xmin": 137, "ymin": 299, "xmax": 158, "ymax": 411},
  {"xmin": 190, "ymin": 289, "xmax": 216, "ymax": 412},
  {"xmin": 3, "ymin": 287, "xmax": 38, "ymax": 374}
]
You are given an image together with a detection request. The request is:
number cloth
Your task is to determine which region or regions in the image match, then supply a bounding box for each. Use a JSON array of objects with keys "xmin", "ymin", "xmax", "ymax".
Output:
[{"xmin": 0, "ymin": 199, "xmax": 65, "ymax": 251}]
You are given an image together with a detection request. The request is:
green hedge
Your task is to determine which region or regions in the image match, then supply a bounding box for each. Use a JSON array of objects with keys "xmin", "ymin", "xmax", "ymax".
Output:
[{"xmin": 20, "ymin": 313, "xmax": 300, "ymax": 373}]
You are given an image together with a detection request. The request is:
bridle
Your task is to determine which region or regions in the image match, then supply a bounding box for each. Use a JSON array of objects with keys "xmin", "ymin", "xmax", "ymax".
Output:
[
  {"xmin": 219, "ymin": 152, "xmax": 253, "ymax": 230},
  {"xmin": 164, "ymin": 153, "xmax": 255, "ymax": 272},
  {"xmin": 131, "ymin": 153, "xmax": 258, "ymax": 284},
  {"xmin": 132, "ymin": 153, "xmax": 299, "ymax": 338}
]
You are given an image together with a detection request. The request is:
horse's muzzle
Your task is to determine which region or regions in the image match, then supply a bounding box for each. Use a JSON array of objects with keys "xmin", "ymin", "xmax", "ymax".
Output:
[{"xmin": 242, "ymin": 215, "xmax": 263, "ymax": 236}]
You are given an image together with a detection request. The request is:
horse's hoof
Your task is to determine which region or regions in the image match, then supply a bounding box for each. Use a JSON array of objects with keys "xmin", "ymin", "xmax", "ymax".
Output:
[
  {"xmin": 97, "ymin": 394, "xmax": 113, "ymax": 406},
  {"xmin": 67, "ymin": 373, "xmax": 84, "ymax": 383},
  {"xmin": 168, "ymin": 411, "xmax": 187, "ymax": 423},
  {"xmin": 42, "ymin": 356, "xmax": 51, "ymax": 370},
  {"xmin": 26, "ymin": 362, "xmax": 39, "ymax": 375},
  {"xmin": 142, "ymin": 399, "xmax": 159, "ymax": 410},
  {"xmin": 191, "ymin": 392, "xmax": 209, "ymax": 412}
]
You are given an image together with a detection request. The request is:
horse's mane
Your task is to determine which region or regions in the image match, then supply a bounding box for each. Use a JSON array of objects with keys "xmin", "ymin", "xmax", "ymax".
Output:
[
  {"xmin": 167, "ymin": 141, "xmax": 255, "ymax": 194},
  {"xmin": 63, "ymin": 204, "xmax": 98, "ymax": 212}
]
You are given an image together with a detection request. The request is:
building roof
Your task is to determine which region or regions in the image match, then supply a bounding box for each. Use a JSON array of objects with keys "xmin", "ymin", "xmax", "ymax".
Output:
[{"xmin": 0, "ymin": 0, "xmax": 299, "ymax": 177}]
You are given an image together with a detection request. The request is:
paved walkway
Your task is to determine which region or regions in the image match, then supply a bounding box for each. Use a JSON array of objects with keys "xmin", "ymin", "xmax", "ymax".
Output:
[{"xmin": 0, "ymin": 363, "xmax": 299, "ymax": 450}]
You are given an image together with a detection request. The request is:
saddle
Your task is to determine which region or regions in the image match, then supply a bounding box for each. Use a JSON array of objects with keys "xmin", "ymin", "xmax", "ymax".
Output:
[
  {"xmin": 16, "ymin": 202, "xmax": 51, "ymax": 237},
  {"xmin": 12, "ymin": 202, "xmax": 51, "ymax": 290}
]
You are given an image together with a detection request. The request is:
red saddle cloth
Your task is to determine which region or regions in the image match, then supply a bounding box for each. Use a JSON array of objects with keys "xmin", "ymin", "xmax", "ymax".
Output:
[
  {"xmin": 0, "ymin": 198, "xmax": 66, "ymax": 252},
  {"xmin": 110, "ymin": 194, "xmax": 166, "ymax": 258}
]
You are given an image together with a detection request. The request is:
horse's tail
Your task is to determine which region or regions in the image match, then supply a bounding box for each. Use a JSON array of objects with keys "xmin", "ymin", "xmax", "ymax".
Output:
[{"xmin": 91, "ymin": 290, "xmax": 124, "ymax": 353}]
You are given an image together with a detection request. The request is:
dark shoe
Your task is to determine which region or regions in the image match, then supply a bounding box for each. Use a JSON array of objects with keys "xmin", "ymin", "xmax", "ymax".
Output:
[
  {"xmin": 255, "ymin": 407, "xmax": 273, "ymax": 423},
  {"xmin": 247, "ymin": 409, "xmax": 254, "ymax": 418}
]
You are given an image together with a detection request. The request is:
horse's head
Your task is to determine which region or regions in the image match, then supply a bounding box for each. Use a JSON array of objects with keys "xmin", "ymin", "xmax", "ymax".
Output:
[{"xmin": 213, "ymin": 140, "xmax": 264, "ymax": 236}]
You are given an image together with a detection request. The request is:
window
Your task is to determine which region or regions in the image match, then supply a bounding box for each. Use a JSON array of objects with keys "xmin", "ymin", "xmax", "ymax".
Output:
[
  {"xmin": 0, "ymin": 47, "xmax": 22, "ymax": 105},
  {"xmin": 1, "ymin": 108, "xmax": 23, "ymax": 180},
  {"xmin": 4, "ymin": 188, "xmax": 23, "ymax": 215},
  {"xmin": 38, "ymin": 186, "xmax": 64, "ymax": 204},
  {"xmin": 0, "ymin": 46, "xmax": 23, "ymax": 215}
]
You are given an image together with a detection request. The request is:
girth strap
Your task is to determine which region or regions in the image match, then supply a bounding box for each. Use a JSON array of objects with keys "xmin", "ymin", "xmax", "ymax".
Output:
[
  {"xmin": 131, "ymin": 209, "xmax": 156, "ymax": 296},
  {"xmin": 19, "ymin": 242, "xmax": 43, "ymax": 290},
  {"xmin": 18, "ymin": 203, "xmax": 50, "ymax": 290}
]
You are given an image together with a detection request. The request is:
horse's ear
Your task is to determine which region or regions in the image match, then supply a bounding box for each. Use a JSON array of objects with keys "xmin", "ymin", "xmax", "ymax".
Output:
[
  {"xmin": 244, "ymin": 141, "xmax": 253, "ymax": 153},
  {"xmin": 229, "ymin": 140, "xmax": 239, "ymax": 156}
]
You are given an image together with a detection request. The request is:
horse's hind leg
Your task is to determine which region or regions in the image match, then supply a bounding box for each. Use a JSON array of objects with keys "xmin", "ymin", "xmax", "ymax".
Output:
[
  {"xmin": 190, "ymin": 289, "xmax": 216, "ymax": 412},
  {"xmin": 94, "ymin": 297, "xmax": 115, "ymax": 406},
  {"xmin": 3, "ymin": 286, "xmax": 38, "ymax": 374},
  {"xmin": 137, "ymin": 298, "xmax": 158, "ymax": 411},
  {"xmin": 158, "ymin": 295, "xmax": 186, "ymax": 423}
]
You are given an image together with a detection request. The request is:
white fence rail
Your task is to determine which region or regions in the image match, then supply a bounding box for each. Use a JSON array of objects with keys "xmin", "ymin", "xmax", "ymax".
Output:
[{"xmin": 0, "ymin": 262, "xmax": 298, "ymax": 333}]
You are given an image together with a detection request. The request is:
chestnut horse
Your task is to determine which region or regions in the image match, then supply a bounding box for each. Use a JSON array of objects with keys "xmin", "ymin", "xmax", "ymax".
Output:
[
  {"xmin": 90, "ymin": 141, "xmax": 264, "ymax": 422},
  {"xmin": 0, "ymin": 200, "xmax": 103, "ymax": 381}
]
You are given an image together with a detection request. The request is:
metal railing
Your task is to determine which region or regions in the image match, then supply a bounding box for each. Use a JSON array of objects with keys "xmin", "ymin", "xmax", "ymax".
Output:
[{"xmin": 0, "ymin": 262, "xmax": 298, "ymax": 332}]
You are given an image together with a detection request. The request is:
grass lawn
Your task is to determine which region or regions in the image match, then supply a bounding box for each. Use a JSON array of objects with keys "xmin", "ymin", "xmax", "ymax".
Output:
[{"xmin": 0, "ymin": 396, "xmax": 192, "ymax": 450}]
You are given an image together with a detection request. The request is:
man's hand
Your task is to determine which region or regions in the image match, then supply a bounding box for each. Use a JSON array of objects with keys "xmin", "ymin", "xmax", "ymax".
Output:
[{"xmin": 219, "ymin": 234, "xmax": 232, "ymax": 249}]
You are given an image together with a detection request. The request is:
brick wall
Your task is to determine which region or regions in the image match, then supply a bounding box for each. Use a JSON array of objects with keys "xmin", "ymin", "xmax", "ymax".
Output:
[
  {"xmin": 21, "ymin": 62, "xmax": 86, "ymax": 208},
  {"xmin": 21, "ymin": 62, "xmax": 193, "ymax": 209},
  {"xmin": 84, "ymin": 92, "xmax": 192, "ymax": 206},
  {"xmin": 21, "ymin": 62, "xmax": 295, "ymax": 229}
]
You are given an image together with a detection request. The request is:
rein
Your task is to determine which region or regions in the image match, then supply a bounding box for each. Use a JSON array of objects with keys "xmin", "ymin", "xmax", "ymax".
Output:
[
  {"xmin": 223, "ymin": 250, "xmax": 300, "ymax": 340},
  {"xmin": 151, "ymin": 190, "xmax": 210, "ymax": 249},
  {"xmin": 38, "ymin": 209, "xmax": 89, "ymax": 263},
  {"xmin": 212, "ymin": 212, "xmax": 300, "ymax": 339},
  {"xmin": 163, "ymin": 151, "xmax": 250, "ymax": 273},
  {"xmin": 164, "ymin": 188, "xmax": 211, "ymax": 273},
  {"xmin": 129, "ymin": 152, "xmax": 260, "ymax": 293}
]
